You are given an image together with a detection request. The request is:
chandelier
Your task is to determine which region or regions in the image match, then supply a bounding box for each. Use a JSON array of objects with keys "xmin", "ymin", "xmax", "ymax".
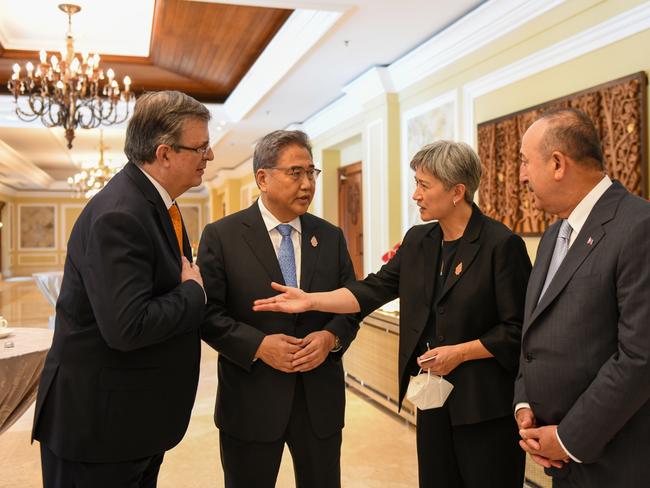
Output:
[
  {"xmin": 7, "ymin": 3, "xmax": 134, "ymax": 149},
  {"xmin": 67, "ymin": 130, "xmax": 118, "ymax": 198}
]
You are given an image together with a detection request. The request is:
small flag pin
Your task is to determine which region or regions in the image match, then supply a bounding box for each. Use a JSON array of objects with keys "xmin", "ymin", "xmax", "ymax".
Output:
[
  {"xmin": 454, "ymin": 262, "xmax": 463, "ymax": 276},
  {"xmin": 587, "ymin": 237, "xmax": 593, "ymax": 246},
  {"xmin": 311, "ymin": 236, "xmax": 318, "ymax": 247}
]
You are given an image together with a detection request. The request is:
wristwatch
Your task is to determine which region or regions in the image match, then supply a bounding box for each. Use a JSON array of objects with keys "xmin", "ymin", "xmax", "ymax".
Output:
[{"xmin": 331, "ymin": 335, "xmax": 342, "ymax": 353}]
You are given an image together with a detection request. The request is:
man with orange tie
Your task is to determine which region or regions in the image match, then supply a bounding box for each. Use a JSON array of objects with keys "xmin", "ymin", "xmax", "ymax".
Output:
[{"xmin": 33, "ymin": 91, "xmax": 212, "ymax": 488}]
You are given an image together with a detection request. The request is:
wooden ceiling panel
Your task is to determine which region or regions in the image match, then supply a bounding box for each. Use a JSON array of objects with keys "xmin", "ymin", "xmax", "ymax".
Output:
[
  {"xmin": 150, "ymin": 1, "xmax": 292, "ymax": 99},
  {"xmin": 0, "ymin": 1, "xmax": 292, "ymax": 103}
]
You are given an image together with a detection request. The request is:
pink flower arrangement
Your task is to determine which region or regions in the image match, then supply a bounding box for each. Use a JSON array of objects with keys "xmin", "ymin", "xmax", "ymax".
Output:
[{"xmin": 381, "ymin": 242, "xmax": 401, "ymax": 263}]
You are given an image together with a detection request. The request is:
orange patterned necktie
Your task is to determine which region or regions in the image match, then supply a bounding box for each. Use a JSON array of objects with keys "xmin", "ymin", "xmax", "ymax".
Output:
[{"xmin": 168, "ymin": 204, "xmax": 183, "ymax": 255}]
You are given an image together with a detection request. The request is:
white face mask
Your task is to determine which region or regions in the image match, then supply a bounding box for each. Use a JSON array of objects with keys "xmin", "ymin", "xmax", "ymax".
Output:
[{"xmin": 406, "ymin": 369, "xmax": 454, "ymax": 410}]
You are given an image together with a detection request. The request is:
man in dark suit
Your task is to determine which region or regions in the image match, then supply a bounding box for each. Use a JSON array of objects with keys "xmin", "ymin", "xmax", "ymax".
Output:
[
  {"xmin": 33, "ymin": 91, "xmax": 212, "ymax": 488},
  {"xmin": 198, "ymin": 130, "xmax": 359, "ymax": 488},
  {"xmin": 515, "ymin": 108, "xmax": 650, "ymax": 487}
]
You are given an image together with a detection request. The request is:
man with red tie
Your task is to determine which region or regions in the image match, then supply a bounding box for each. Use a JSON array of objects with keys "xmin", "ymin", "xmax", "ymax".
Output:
[{"xmin": 33, "ymin": 91, "xmax": 211, "ymax": 488}]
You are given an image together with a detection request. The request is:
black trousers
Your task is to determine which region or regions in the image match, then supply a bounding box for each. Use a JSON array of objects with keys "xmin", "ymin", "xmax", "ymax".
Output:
[
  {"xmin": 220, "ymin": 375, "xmax": 342, "ymax": 488},
  {"xmin": 40, "ymin": 442, "xmax": 164, "ymax": 488},
  {"xmin": 416, "ymin": 405, "xmax": 524, "ymax": 488}
]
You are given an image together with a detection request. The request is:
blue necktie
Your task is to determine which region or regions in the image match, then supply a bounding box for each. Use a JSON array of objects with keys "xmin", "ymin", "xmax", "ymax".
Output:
[
  {"xmin": 276, "ymin": 224, "xmax": 297, "ymax": 288},
  {"xmin": 539, "ymin": 219, "xmax": 572, "ymax": 302}
]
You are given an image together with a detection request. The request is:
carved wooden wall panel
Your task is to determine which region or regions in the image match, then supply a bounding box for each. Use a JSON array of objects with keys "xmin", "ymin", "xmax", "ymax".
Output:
[{"xmin": 478, "ymin": 72, "xmax": 648, "ymax": 235}]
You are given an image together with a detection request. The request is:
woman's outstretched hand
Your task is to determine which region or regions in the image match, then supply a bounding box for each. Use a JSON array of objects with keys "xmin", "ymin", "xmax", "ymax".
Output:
[{"xmin": 253, "ymin": 282, "xmax": 314, "ymax": 313}]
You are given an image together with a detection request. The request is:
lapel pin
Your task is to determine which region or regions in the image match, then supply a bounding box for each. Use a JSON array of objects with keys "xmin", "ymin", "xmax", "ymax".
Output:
[
  {"xmin": 454, "ymin": 262, "xmax": 463, "ymax": 276},
  {"xmin": 587, "ymin": 237, "xmax": 593, "ymax": 246},
  {"xmin": 311, "ymin": 236, "xmax": 318, "ymax": 248}
]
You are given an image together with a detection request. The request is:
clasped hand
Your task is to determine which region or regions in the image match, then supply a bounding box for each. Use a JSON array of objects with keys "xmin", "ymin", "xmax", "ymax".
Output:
[
  {"xmin": 515, "ymin": 408, "xmax": 569, "ymax": 469},
  {"xmin": 255, "ymin": 330, "xmax": 335, "ymax": 373}
]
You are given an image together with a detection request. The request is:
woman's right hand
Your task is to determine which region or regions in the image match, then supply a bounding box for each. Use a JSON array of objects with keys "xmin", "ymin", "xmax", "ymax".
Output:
[{"xmin": 253, "ymin": 281, "xmax": 313, "ymax": 313}]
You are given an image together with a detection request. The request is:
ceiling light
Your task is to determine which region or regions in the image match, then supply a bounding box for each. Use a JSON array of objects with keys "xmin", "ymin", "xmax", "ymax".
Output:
[
  {"xmin": 67, "ymin": 129, "xmax": 118, "ymax": 198},
  {"xmin": 7, "ymin": 3, "xmax": 134, "ymax": 149}
]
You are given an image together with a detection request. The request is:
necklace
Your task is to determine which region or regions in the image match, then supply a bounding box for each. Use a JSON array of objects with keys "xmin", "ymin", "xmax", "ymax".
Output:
[{"xmin": 439, "ymin": 240, "xmax": 444, "ymax": 276}]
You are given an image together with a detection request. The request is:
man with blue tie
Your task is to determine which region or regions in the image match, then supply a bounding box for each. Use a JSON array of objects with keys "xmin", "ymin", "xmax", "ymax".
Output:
[
  {"xmin": 198, "ymin": 130, "xmax": 359, "ymax": 487},
  {"xmin": 515, "ymin": 108, "xmax": 650, "ymax": 487}
]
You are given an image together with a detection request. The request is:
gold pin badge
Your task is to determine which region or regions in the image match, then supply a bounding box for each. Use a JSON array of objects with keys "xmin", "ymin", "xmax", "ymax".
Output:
[
  {"xmin": 311, "ymin": 236, "xmax": 318, "ymax": 247},
  {"xmin": 454, "ymin": 262, "xmax": 463, "ymax": 276}
]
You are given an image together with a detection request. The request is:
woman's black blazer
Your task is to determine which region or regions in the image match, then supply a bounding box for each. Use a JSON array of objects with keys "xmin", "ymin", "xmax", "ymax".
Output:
[{"xmin": 346, "ymin": 204, "xmax": 531, "ymax": 425}]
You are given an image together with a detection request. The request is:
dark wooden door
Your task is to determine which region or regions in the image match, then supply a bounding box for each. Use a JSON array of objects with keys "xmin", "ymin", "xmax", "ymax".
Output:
[{"xmin": 338, "ymin": 162, "xmax": 363, "ymax": 278}]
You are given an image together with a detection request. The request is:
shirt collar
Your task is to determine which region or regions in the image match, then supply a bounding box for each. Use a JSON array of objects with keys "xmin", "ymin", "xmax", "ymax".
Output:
[
  {"xmin": 566, "ymin": 174, "xmax": 612, "ymax": 239},
  {"xmin": 136, "ymin": 164, "xmax": 175, "ymax": 210},
  {"xmin": 257, "ymin": 197, "xmax": 302, "ymax": 235}
]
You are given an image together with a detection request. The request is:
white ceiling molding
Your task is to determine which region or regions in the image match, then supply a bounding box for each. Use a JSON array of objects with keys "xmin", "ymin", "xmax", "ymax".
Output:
[
  {"xmin": 342, "ymin": 66, "xmax": 396, "ymax": 106},
  {"xmin": 209, "ymin": 158, "xmax": 254, "ymax": 188},
  {"xmin": 462, "ymin": 0, "xmax": 650, "ymax": 146},
  {"xmin": 195, "ymin": 0, "xmax": 352, "ymax": 10},
  {"xmin": 301, "ymin": 0, "xmax": 565, "ymax": 142},
  {"xmin": 300, "ymin": 95, "xmax": 363, "ymax": 140},
  {"xmin": 387, "ymin": 0, "xmax": 566, "ymax": 92},
  {"xmin": 0, "ymin": 181, "xmax": 16, "ymax": 195},
  {"xmin": 0, "ymin": 139, "xmax": 53, "ymax": 187},
  {"xmin": 224, "ymin": 8, "xmax": 344, "ymax": 122}
]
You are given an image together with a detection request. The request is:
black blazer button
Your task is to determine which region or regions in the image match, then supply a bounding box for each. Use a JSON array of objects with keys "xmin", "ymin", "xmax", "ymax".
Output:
[
  {"xmin": 437, "ymin": 335, "xmax": 445, "ymax": 342},
  {"xmin": 438, "ymin": 307, "xmax": 445, "ymax": 314},
  {"xmin": 525, "ymin": 353, "xmax": 533, "ymax": 363}
]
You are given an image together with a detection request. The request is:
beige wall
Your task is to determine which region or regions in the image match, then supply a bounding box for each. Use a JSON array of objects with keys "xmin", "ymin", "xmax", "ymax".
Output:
[
  {"xmin": 304, "ymin": 0, "xmax": 650, "ymax": 266},
  {"xmin": 0, "ymin": 191, "xmax": 209, "ymax": 277},
  {"xmin": 1, "ymin": 195, "xmax": 85, "ymax": 276}
]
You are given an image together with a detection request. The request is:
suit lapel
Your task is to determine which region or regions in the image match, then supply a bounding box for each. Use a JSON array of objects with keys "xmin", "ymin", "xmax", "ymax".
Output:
[
  {"xmin": 241, "ymin": 203, "xmax": 285, "ymax": 285},
  {"xmin": 422, "ymin": 225, "xmax": 442, "ymax": 307},
  {"xmin": 525, "ymin": 223, "xmax": 559, "ymax": 321},
  {"xmin": 436, "ymin": 205, "xmax": 483, "ymax": 304},
  {"xmin": 181, "ymin": 220, "xmax": 193, "ymax": 262},
  {"xmin": 528, "ymin": 181, "xmax": 624, "ymax": 326},
  {"xmin": 299, "ymin": 214, "xmax": 320, "ymax": 291},
  {"xmin": 123, "ymin": 162, "xmax": 182, "ymax": 265}
]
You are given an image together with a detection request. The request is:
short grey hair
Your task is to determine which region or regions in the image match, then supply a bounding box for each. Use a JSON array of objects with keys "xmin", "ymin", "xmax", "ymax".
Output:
[
  {"xmin": 409, "ymin": 140, "xmax": 482, "ymax": 204},
  {"xmin": 253, "ymin": 130, "xmax": 312, "ymax": 173},
  {"xmin": 125, "ymin": 91, "xmax": 211, "ymax": 165}
]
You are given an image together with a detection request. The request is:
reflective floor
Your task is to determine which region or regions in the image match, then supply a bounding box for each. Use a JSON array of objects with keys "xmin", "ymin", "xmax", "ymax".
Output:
[
  {"xmin": 0, "ymin": 278, "xmax": 550, "ymax": 488},
  {"xmin": 0, "ymin": 279, "xmax": 418, "ymax": 488}
]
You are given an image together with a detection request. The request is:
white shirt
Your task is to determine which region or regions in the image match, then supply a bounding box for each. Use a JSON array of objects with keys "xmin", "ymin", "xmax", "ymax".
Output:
[
  {"xmin": 137, "ymin": 164, "xmax": 174, "ymax": 210},
  {"xmin": 516, "ymin": 174, "xmax": 612, "ymax": 463},
  {"xmin": 257, "ymin": 197, "xmax": 302, "ymax": 286},
  {"xmin": 566, "ymin": 175, "xmax": 612, "ymax": 248}
]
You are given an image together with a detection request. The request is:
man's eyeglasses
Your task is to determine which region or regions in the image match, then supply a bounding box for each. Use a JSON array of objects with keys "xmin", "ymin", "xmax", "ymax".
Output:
[
  {"xmin": 173, "ymin": 143, "xmax": 212, "ymax": 157},
  {"xmin": 267, "ymin": 166, "xmax": 322, "ymax": 181}
]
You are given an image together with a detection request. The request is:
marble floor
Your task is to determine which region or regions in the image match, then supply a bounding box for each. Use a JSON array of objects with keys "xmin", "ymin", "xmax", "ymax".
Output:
[{"xmin": 0, "ymin": 279, "xmax": 418, "ymax": 488}]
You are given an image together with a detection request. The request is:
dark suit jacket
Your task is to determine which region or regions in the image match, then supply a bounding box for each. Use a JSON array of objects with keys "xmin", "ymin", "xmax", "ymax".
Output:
[
  {"xmin": 346, "ymin": 205, "xmax": 531, "ymax": 425},
  {"xmin": 514, "ymin": 181, "xmax": 650, "ymax": 486},
  {"xmin": 198, "ymin": 202, "xmax": 359, "ymax": 442},
  {"xmin": 32, "ymin": 162, "xmax": 206, "ymax": 463}
]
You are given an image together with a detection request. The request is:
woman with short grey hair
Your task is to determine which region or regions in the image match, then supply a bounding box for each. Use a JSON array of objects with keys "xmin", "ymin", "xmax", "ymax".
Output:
[{"xmin": 254, "ymin": 140, "xmax": 531, "ymax": 488}]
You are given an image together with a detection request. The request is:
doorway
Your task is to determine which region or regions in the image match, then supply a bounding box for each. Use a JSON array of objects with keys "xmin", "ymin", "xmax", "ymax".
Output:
[{"xmin": 338, "ymin": 162, "xmax": 363, "ymax": 278}]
